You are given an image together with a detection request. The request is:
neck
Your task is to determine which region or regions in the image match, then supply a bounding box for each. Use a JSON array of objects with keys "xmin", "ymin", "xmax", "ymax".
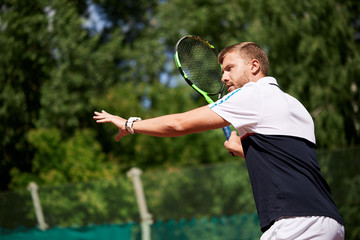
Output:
[{"xmin": 251, "ymin": 73, "xmax": 266, "ymax": 83}]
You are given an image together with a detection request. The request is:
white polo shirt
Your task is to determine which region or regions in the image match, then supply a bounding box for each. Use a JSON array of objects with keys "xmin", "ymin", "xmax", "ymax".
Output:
[{"xmin": 209, "ymin": 77, "xmax": 315, "ymax": 143}]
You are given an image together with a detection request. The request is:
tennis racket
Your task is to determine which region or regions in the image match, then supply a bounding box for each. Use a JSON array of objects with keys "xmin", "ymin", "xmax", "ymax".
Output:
[{"xmin": 174, "ymin": 35, "xmax": 232, "ymax": 140}]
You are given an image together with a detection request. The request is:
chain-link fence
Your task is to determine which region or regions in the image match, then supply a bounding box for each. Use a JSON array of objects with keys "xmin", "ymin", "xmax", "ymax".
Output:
[{"xmin": 1, "ymin": 147, "xmax": 359, "ymax": 239}]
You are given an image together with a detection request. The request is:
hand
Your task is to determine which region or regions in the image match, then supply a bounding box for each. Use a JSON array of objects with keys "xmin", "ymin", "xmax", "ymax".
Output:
[
  {"xmin": 224, "ymin": 131, "xmax": 245, "ymax": 158},
  {"xmin": 93, "ymin": 110, "xmax": 129, "ymax": 141}
]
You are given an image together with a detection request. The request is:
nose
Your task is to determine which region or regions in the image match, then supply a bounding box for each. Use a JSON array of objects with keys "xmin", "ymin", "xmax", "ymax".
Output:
[{"xmin": 221, "ymin": 72, "xmax": 228, "ymax": 83}]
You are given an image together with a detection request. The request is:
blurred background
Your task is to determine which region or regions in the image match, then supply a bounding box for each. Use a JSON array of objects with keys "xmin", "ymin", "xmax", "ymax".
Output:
[{"xmin": 0, "ymin": 0, "xmax": 359, "ymax": 239}]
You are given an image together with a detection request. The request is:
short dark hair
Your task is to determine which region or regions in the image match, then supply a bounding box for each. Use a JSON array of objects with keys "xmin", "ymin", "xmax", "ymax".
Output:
[{"xmin": 218, "ymin": 42, "xmax": 269, "ymax": 76}]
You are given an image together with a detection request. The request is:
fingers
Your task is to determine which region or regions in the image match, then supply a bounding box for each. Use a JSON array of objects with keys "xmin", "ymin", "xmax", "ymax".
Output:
[
  {"xmin": 93, "ymin": 111, "xmax": 103, "ymax": 120},
  {"xmin": 224, "ymin": 131, "xmax": 238, "ymax": 146},
  {"xmin": 223, "ymin": 131, "xmax": 245, "ymax": 158},
  {"xmin": 93, "ymin": 110, "xmax": 106, "ymax": 115},
  {"xmin": 93, "ymin": 110, "xmax": 128, "ymax": 135},
  {"xmin": 229, "ymin": 131, "xmax": 238, "ymax": 139},
  {"xmin": 93, "ymin": 110, "xmax": 112, "ymax": 123},
  {"xmin": 93, "ymin": 110, "xmax": 129, "ymax": 141}
]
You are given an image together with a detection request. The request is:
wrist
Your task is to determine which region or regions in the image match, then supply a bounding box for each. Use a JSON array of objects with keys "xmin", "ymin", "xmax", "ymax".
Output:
[{"xmin": 125, "ymin": 117, "xmax": 142, "ymax": 134}]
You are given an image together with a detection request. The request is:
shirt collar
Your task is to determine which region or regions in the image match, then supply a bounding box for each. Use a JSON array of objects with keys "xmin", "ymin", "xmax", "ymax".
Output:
[{"xmin": 257, "ymin": 76, "xmax": 278, "ymax": 85}]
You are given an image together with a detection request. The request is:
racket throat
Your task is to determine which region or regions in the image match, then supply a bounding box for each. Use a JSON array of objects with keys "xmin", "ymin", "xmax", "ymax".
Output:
[{"xmin": 191, "ymin": 84, "xmax": 214, "ymax": 103}]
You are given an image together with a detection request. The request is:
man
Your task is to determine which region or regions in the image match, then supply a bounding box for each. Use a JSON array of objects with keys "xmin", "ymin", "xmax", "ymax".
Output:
[{"xmin": 94, "ymin": 42, "xmax": 344, "ymax": 239}]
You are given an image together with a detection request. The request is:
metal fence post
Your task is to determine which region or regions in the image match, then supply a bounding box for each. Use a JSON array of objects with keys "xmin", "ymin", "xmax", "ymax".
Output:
[
  {"xmin": 127, "ymin": 167, "xmax": 153, "ymax": 240},
  {"xmin": 27, "ymin": 182, "xmax": 48, "ymax": 230}
]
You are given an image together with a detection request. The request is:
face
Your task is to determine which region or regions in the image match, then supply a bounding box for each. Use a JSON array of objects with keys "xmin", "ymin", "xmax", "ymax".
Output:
[{"xmin": 221, "ymin": 52, "xmax": 251, "ymax": 92}]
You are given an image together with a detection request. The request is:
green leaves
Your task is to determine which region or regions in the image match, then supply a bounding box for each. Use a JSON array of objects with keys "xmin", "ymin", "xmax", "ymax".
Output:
[{"xmin": 10, "ymin": 128, "xmax": 118, "ymax": 189}]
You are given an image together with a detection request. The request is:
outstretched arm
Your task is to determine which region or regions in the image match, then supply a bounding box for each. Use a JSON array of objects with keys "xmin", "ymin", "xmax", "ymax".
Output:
[{"xmin": 93, "ymin": 106, "xmax": 230, "ymax": 141}]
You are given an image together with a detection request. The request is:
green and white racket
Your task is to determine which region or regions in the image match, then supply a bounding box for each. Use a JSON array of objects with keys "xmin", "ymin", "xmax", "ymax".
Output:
[{"xmin": 174, "ymin": 35, "xmax": 232, "ymax": 140}]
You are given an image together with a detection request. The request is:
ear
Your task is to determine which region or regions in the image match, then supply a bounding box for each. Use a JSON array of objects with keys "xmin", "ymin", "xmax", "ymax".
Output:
[{"xmin": 250, "ymin": 59, "xmax": 261, "ymax": 75}]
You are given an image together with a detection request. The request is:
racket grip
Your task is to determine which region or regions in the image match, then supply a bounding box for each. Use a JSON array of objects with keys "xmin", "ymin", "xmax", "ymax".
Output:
[
  {"xmin": 222, "ymin": 126, "xmax": 232, "ymax": 140},
  {"xmin": 222, "ymin": 126, "xmax": 234, "ymax": 157}
]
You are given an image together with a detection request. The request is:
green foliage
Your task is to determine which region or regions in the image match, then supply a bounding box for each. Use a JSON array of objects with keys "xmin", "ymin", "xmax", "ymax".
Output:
[
  {"xmin": 9, "ymin": 128, "xmax": 118, "ymax": 189},
  {"xmin": 318, "ymin": 148, "xmax": 360, "ymax": 240},
  {"xmin": 0, "ymin": 177, "xmax": 137, "ymax": 228},
  {"xmin": 340, "ymin": 175, "xmax": 360, "ymax": 239},
  {"xmin": 92, "ymin": 0, "xmax": 158, "ymax": 43},
  {"xmin": 0, "ymin": 189, "xmax": 36, "ymax": 228},
  {"xmin": 142, "ymin": 162, "xmax": 255, "ymax": 220},
  {"xmin": 2, "ymin": 161, "xmax": 256, "ymax": 229},
  {"xmin": 36, "ymin": 0, "xmax": 124, "ymax": 132},
  {"xmin": 0, "ymin": 0, "xmax": 55, "ymax": 190},
  {"xmin": 39, "ymin": 177, "xmax": 137, "ymax": 227},
  {"xmin": 0, "ymin": 0, "xmax": 124, "ymax": 190}
]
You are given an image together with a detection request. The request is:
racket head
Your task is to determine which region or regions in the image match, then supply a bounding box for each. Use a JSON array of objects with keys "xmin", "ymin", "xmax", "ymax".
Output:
[{"xmin": 174, "ymin": 35, "xmax": 226, "ymax": 102}]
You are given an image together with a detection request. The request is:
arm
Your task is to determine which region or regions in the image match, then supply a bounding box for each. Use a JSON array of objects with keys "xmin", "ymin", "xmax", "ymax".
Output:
[{"xmin": 93, "ymin": 106, "xmax": 230, "ymax": 141}]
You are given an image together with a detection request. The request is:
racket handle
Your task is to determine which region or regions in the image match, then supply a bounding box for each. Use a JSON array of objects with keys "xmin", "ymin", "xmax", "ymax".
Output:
[
  {"xmin": 222, "ymin": 126, "xmax": 234, "ymax": 157},
  {"xmin": 222, "ymin": 126, "xmax": 232, "ymax": 140}
]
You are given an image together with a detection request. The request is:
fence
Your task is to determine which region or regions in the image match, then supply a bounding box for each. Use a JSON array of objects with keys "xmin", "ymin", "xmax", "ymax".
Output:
[
  {"xmin": 1, "ymin": 214, "xmax": 261, "ymax": 240},
  {"xmin": 0, "ymin": 147, "xmax": 359, "ymax": 239},
  {"xmin": 0, "ymin": 223, "xmax": 134, "ymax": 240}
]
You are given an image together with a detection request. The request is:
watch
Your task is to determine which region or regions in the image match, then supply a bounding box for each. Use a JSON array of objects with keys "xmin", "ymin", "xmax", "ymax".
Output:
[{"xmin": 125, "ymin": 117, "xmax": 142, "ymax": 134}]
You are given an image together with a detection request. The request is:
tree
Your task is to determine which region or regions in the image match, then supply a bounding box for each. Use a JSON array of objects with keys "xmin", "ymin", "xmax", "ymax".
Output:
[
  {"xmin": 9, "ymin": 128, "xmax": 119, "ymax": 189},
  {"xmin": 0, "ymin": 0, "xmax": 56, "ymax": 190},
  {"xmin": 0, "ymin": 0, "xmax": 123, "ymax": 190}
]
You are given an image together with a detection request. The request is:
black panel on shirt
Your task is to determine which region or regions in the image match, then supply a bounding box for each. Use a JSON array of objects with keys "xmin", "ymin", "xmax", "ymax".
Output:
[{"xmin": 242, "ymin": 134, "xmax": 344, "ymax": 232}]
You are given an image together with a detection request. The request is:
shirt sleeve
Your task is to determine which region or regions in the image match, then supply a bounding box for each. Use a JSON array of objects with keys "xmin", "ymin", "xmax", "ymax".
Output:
[{"xmin": 208, "ymin": 84, "xmax": 262, "ymax": 138}]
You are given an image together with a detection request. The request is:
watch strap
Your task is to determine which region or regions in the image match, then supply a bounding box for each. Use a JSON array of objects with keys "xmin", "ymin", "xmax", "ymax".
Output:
[{"xmin": 125, "ymin": 117, "xmax": 142, "ymax": 134}]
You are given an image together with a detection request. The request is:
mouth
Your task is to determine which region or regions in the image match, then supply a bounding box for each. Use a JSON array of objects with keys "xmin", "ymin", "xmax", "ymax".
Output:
[{"xmin": 226, "ymin": 84, "xmax": 234, "ymax": 91}]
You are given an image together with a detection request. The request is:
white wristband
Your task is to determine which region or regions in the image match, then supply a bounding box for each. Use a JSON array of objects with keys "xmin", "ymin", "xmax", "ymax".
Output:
[{"xmin": 125, "ymin": 117, "xmax": 142, "ymax": 134}]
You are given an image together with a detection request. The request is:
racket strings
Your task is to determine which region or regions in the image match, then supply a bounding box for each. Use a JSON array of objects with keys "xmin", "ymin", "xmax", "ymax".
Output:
[{"xmin": 177, "ymin": 38, "xmax": 223, "ymax": 95}]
